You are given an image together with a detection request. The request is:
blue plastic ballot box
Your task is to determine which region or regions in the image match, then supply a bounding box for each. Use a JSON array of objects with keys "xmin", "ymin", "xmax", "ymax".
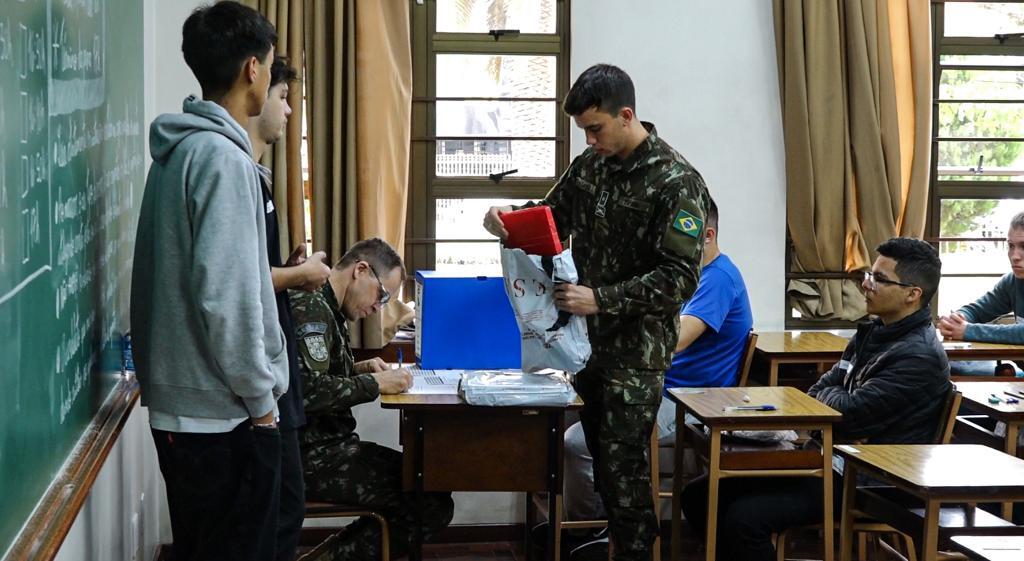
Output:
[{"xmin": 414, "ymin": 271, "xmax": 521, "ymax": 369}]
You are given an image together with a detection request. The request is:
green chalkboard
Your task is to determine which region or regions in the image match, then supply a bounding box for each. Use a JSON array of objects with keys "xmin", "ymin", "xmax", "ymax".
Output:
[{"xmin": 0, "ymin": 0, "xmax": 144, "ymax": 555}]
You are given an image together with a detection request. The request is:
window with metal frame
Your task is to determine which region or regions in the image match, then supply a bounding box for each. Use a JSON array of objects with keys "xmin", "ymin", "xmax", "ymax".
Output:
[
  {"xmin": 407, "ymin": 0, "xmax": 571, "ymax": 289},
  {"xmin": 929, "ymin": 0, "xmax": 1024, "ymax": 316}
]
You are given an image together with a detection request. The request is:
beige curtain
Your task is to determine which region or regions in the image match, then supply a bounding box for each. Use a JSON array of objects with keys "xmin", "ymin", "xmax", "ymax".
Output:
[
  {"xmin": 240, "ymin": 0, "xmax": 307, "ymax": 257},
  {"xmin": 305, "ymin": 0, "xmax": 413, "ymax": 347},
  {"xmin": 774, "ymin": 0, "xmax": 932, "ymax": 321}
]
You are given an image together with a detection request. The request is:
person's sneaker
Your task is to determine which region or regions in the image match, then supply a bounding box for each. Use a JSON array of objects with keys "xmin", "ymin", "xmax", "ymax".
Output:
[{"xmin": 569, "ymin": 537, "xmax": 609, "ymax": 561}]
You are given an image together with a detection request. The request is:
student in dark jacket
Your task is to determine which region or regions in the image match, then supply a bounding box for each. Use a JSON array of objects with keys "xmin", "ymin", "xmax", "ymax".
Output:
[{"xmin": 681, "ymin": 237, "xmax": 951, "ymax": 561}]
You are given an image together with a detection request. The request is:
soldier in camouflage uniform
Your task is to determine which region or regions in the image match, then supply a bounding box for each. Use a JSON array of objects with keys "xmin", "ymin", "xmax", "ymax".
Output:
[
  {"xmin": 484, "ymin": 64, "xmax": 710, "ymax": 561},
  {"xmin": 290, "ymin": 238, "xmax": 454, "ymax": 561}
]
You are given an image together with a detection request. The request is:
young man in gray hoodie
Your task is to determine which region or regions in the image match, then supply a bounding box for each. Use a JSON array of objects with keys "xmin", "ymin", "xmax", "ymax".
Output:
[{"xmin": 129, "ymin": 3, "xmax": 287, "ymax": 560}]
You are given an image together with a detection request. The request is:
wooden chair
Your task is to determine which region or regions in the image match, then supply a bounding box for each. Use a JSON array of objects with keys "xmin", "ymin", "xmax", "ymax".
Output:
[
  {"xmin": 774, "ymin": 387, "xmax": 964, "ymax": 561},
  {"xmin": 302, "ymin": 501, "xmax": 390, "ymax": 561}
]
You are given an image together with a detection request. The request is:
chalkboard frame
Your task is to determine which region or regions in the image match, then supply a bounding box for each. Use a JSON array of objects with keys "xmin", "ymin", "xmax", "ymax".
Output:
[{"xmin": 2, "ymin": 379, "xmax": 139, "ymax": 561}]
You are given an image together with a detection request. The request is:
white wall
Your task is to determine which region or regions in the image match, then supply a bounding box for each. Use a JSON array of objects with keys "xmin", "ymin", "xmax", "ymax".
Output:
[
  {"xmin": 53, "ymin": 1, "xmax": 203, "ymax": 560},
  {"xmin": 571, "ymin": 0, "xmax": 788, "ymax": 331}
]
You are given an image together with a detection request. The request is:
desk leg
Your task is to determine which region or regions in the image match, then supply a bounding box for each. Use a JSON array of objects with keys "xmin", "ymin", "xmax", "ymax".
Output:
[
  {"xmin": 704, "ymin": 430, "xmax": 721, "ymax": 561},
  {"xmin": 838, "ymin": 462, "xmax": 857, "ymax": 561},
  {"xmin": 412, "ymin": 412, "xmax": 425, "ymax": 561},
  {"xmin": 1004, "ymin": 423, "xmax": 1020, "ymax": 519},
  {"xmin": 919, "ymin": 499, "xmax": 940, "ymax": 561},
  {"xmin": 769, "ymin": 361, "xmax": 779, "ymax": 387},
  {"xmin": 671, "ymin": 405, "xmax": 685, "ymax": 561},
  {"xmin": 821, "ymin": 427, "xmax": 834, "ymax": 561},
  {"xmin": 547, "ymin": 412, "xmax": 561, "ymax": 561}
]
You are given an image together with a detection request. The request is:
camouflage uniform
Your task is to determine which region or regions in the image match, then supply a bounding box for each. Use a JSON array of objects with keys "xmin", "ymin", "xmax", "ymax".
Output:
[
  {"xmin": 290, "ymin": 285, "xmax": 454, "ymax": 561},
  {"xmin": 521, "ymin": 123, "xmax": 710, "ymax": 561}
]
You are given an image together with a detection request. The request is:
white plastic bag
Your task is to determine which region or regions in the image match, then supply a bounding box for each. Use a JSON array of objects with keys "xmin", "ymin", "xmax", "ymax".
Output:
[
  {"xmin": 500, "ymin": 246, "xmax": 592, "ymax": 373},
  {"xmin": 459, "ymin": 370, "xmax": 577, "ymax": 406}
]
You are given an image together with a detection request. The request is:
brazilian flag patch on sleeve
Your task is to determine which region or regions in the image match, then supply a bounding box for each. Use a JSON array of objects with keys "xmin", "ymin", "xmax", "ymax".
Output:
[{"xmin": 672, "ymin": 210, "xmax": 703, "ymax": 238}]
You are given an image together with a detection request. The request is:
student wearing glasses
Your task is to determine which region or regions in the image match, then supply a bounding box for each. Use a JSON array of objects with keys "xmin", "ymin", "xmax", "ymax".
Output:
[
  {"xmin": 289, "ymin": 238, "xmax": 454, "ymax": 561},
  {"xmin": 681, "ymin": 237, "xmax": 950, "ymax": 561}
]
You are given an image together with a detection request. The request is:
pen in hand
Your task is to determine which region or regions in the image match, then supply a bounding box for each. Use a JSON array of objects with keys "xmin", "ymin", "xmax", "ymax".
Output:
[{"xmin": 397, "ymin": 348, "xmax": 403, "ymax": 370}]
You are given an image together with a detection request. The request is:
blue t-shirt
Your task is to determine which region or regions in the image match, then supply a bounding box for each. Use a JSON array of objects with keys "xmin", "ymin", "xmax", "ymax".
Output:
[{"xmin": 664, "ymin": 253, "xmax": 753, "ymax": 390}]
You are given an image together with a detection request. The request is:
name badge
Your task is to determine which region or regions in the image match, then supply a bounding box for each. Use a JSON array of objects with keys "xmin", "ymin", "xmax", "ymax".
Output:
[
  {"xmin": 266, "ymin": 199, "xmax": 275, "ymax": 214},
  {"xmin": 838, "ymin": 360, "xmax": 852, "ymax": 372}
]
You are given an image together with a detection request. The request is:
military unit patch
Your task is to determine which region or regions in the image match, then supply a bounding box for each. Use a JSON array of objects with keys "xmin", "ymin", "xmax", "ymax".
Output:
[
  {"xmin": 304, "ymin": 334, "xmax": 329, "ymax": 362},
  {"xmin": 672, "ymin": 210, "xmax": 703, "ymax": 238},
  {"xmin": 297, "ymin": 322, "xmax": 327, "ymax": 337}
]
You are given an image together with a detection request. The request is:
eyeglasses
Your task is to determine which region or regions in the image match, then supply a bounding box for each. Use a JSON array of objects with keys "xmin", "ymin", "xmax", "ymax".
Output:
[
  {"xmin": 862, "ymin": 270, "xmax": 916, "ymax": 292},
  {"xmin": 368, "ymin": 264, "xmax": 391, "ymax": 306}
]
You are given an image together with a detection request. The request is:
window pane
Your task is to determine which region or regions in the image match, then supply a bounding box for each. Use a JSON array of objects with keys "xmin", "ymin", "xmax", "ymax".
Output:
[
  {"xmin": 944, "ymin": 3, "xmax": 1024, "ymax": 37},
  {"xmin": 436, "ymin": 0, "xmax": 556, "ymax": 34},
  {"xmin": 435, "ymin": 198, "xmax": 532, "ymax": 240},
  {"xmin": 940, "ymin": 240, "xmax": 1008, "ymax": 275},
  {"xmin": 937, "ymin": 275, "xmax": 1004, "ymax": 315},
  {"xmin": 436, "ymin": 140, "xmax": 555, "ymax": 177},
  {"xmin": 938, "ymin": 140, "xmax": 1024, "ymax": 170},
  {"xmin": 436, "ymin": 55, "xmax": 556, "ymax": 98},
  {"xmin": 940, "ymin": 69, "xmax": 1024, "ymax": 101},
  {"xmin": 938, "ymin": 199, "xmax": 1024, "ymax": 239},
  {"xmin": 436, "ymin": 100, "xmax": 556, "ymax": 137},
  {"xmin": 435, "ymin": 197, "xmax": 532, "ymax": 273},
  {"xmin": 940, "ymin": 54, "xmax": 1024, "ymax": 67},
  {"xmin": 936, "ymin": 173, "xmax": 1024, "ymax": 182},
  {"xmin": 939, "ymin": 102, "xmax": 1024, "ymax": 138}
]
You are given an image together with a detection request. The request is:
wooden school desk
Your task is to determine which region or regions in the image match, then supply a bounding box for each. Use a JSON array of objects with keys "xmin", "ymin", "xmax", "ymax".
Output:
[
  {"xmin": 951, "ymin": 535, "xmax": 1024, "ymax": 561},
  {"xmin": 753, "ymin": 331, "xmax": 849, "ymax": 386},
  {"xmin": 668, "ymin": 386, "xmax": 842, "ymax": 561},
  {"xmin": 836, "ymin": 444, "xmax": 1024, "ymax": 561},
  {"xmin": 380, "ymin": 393, "xmax": 582, "ymax": 561},
  {"xmin": 955, "ymin": 380, "xmax": 1024, "ymax": 517},
  {"xmin": 754, "ymin": 330, "xmax": 1024, "ymax": 386}
]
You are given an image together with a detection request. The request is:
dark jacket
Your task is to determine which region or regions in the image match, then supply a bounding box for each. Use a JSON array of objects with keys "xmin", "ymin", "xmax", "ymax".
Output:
[{"xmin": 808, "ymin": 307, "xmax": 951, "ymax": 444}]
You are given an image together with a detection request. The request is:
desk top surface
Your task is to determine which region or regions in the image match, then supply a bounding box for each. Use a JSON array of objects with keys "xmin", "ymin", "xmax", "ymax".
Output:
[
  {"xmin": 951, "ymin": 535, "xmax": 1024, "ymax": 561},
  {"xmin": 756, "ymin": 330, "xmax": 1024, "ymax": 359},
  {"xmin": 957, "ymin": 381, "xmax": 1024, "ymax": 418},
  {"xmin": 754, "ymin": 331, "xmax": 849, "ymax": 355},
  {"xmin": 380, "ymin": 393, "xmax": 584, "ymax": 411},
  {"xmin": 941, "ymin": 333, "xmax": 1024, "ymax": 358},
  {"xmin": 835, "ymin": 444, "xmax": 1024, "ymax": 492},
  {"xmin": 667, "ymin": 386, "xmax": 841, "ymax": 425}
]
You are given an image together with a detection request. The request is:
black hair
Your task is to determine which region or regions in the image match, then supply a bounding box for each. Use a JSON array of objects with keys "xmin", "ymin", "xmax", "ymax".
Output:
[
  {"xmin": 562, "ymin": 64, "xmax": 636, "ymax": 117},
  {"xmin": 706, "ymin": 197, "xmax": 719, "ymax": 230},
  {"xmin": 875, "ymin": 237, "xmax": 942, "ymax": 308},
  {"xmin": 182, "ymin": 2, "xmax": 277, "ymax": 97},
  {"xmin": 337, "ymin": 238, "xmax": 405, "ymax": 279},
  {"xmin": 270, "ymin": 55, "xmax": 298, "ymax": 89}
]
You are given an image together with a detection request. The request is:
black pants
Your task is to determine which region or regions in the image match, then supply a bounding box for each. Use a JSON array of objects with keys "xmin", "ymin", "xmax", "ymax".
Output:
[
  {"xmin": 681, "ymin": 474, "xmax": 843, "ymax": 561},
  {"xmin": 277, "ymin": 428, "xmax": 306, "ymax": 561},
  {"xmin": 153, "ymin": 421, "xmax": 281, "ymax": 561}
]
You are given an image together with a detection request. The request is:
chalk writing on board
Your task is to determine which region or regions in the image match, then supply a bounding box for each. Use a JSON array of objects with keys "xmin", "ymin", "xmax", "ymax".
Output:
[{"xmin": 0, "ymin": 16, "xmax": 12, "ymax": 63}]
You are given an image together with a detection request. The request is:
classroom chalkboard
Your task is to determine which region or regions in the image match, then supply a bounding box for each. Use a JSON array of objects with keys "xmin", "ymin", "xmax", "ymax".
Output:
[{"xmin": 0, "ymin": 0, "xmax": 143, "ymax": 555}]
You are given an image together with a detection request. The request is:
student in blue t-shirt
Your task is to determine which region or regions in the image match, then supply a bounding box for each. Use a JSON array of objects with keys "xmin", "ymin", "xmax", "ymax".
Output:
[{"xmin": 562, "ymin": 197, "xmax": 753, "ymax": 527}]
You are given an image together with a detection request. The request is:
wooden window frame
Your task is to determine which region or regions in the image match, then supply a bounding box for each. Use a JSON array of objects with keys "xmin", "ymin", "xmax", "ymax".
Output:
[{"xmin": 407, "ymin": 0, "xmax": 572, "ymax": 289}]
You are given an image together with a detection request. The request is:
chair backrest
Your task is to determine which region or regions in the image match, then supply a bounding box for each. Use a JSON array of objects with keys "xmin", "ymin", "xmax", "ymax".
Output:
[
  {"xmin": 735, "ymin": 331, "xmax": 759, "ymax": 388},
  {"xmin": 933, "ymin": 385, "xmax": 963, "ymax": 444}
]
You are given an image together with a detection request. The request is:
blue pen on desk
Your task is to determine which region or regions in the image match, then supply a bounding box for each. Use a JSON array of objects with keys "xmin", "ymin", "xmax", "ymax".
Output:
[{"xmin": 723, "ymin": 405, "xmax": 777, "ymax": 412}]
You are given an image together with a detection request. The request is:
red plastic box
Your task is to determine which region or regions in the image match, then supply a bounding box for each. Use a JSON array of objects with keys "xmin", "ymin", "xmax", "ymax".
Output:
[{"xmin": 500, "ymin": 206, "xmax": 562, "ymax": 256}]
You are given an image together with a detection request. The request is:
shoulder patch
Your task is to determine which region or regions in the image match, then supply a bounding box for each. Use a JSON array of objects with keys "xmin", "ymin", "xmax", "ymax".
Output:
[
  {"xmin": 297, "ymin": 322, "xmax": 327, "ymax": 337},
  {"xmin": 672, "ymin": 210, "xmax": 703, "ymax": 239},
  {"xmin": 303, "ymin": 334, "xmax": 329, "ymax": 362}
]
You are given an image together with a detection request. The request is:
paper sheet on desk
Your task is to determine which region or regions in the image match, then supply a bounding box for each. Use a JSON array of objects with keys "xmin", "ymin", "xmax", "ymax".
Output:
[{"xmin": 407, "ymin": 368, "xmax": 463, "ymax": 395}]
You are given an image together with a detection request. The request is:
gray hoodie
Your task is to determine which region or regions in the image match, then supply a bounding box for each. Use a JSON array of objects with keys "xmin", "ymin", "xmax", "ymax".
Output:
[{"xmin": 131, "ymin": 96, "xmax": 288, "ymax": 422}]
